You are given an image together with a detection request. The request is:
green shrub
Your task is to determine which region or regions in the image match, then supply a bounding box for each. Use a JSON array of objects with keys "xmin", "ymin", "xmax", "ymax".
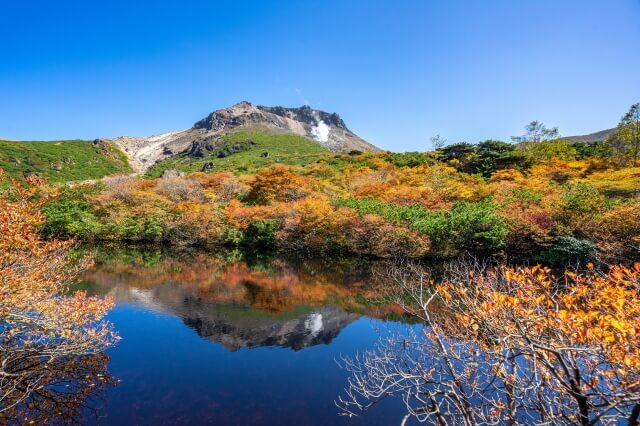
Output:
[
  {"xmin": 412, "ymin": 200, "xmax": 508, "ymax": 256},
  {"xmin": 436, "ymin": 140, "xmax": 530, "ymax": 177},
  {"xmin": 40, "ymin": 185, "xmax": 104, "ymax": 239},
  {"xmin": 561, "ymin": 183, "xmax": 605, "ymax": 214},
  {"xmin": 40, "ymin": 200, "xmax": 103, "ymax": 239},
  {"xmin": 521, "ymin": 139, "xmax": 577, "ymax": 162},
  {"xmin": 385, "ymin": 152, "xmax": 436, "ymax": 168},
  {"xmin": 224, "ymin": 228, "xmax": 244, "ymax": 246},
  {"xmin": 509, "ymin": 187, "xmax": 543, "ymax": 203},
  {"xmin": 339, "ymin": 197, "xmax": 507, "ymax": 257},
  {"xmin": 243, "ymin": 219, "xmax": 278, "ymax": 247},
  {"xmin": 336, "ymin": 197, "xmax": 432, "ymax": 224},
  {"xmin": 142, "ymin": 216, "xmax": 164, "ymax": 241},
  {"xmin": 538, "ymin": 235, "xmax": 595, "ymax": 266}
]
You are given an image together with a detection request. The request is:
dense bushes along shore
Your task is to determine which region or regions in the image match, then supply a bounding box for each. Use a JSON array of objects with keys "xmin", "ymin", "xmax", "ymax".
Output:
[{"xmin": 38, "ymin": 142, "xmax": 640, "ymax": 265}]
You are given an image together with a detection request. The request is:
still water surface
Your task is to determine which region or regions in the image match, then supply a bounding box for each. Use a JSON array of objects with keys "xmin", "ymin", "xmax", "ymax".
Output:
[{"xmin": 75, "ymin": 247, "xmax": 412, "ymax": 425}]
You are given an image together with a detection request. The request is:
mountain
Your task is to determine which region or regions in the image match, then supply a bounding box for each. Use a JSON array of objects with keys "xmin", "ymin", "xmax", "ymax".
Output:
[
  {"xmin": 563, "ymin": 128, "xmax": 616, "ymax": 143},
  {"xmin": 112, "ymin": 101, "xmax": 379, "ymax": 172}
]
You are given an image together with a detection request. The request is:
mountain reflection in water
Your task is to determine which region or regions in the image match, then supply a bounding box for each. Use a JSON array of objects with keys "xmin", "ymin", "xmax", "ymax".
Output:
[
  {"xmin": 118, "ymin": 280, "xmax": 359, "ymax": 351},
  {"xmin": 79, "ymin": 248, "xmax": 396, "ymax": 352},
  {"xmin": 69, "ymin": 246, "xmax": 410, "ymax": 425}
]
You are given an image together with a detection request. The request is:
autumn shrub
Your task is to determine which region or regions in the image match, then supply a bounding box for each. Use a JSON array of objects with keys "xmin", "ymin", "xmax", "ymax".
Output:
[
  {"xmin": 302, "ymin": 161, "xmax": 336, "ymax": 179},
  {"xmin": 355, "ymin": 182, "xmax": 427, "ymax": 206},
  {"xmin": 496, "ymin": 187, "xmax": 555, "ymax": 260},
  {"xmin": 190, "ymin": 171, "xmax": 247, "ymax": 201},
  {"xmin": 278, "ymin": 196, "xmax": 356, "ymax": 253},
  {"xmin": 0, "ymin": 171, "xmax": 117, "ymax": 418},
  {"xmin": 164, "ymin": 203, "xmax": 226, "ymax": 246},
  {"xmin": 433, "ymin": 263, "xmax": 640, "ymax": 423},
  {"xmin": 154, "ymin": 176, "xmax": 206, "ymax": 202},
  {"xmin": 223, "ymin": 199, "xmax": 289, "ymax": 230},
  {"xmin": 101, "ymin": 174, "xmax": 140, "ymax": 202},
  {"xmin": 246, "ymin": 164, "xmax": 311, "ymax": 204},
  {"xmin": 348, "ymin": 214, "xmax": 430, "ymax": 258},
  {"xmin": 488, "ymin": 168, "xmax": 526, "ymax": 183},
  {"xmin": 582, "ymin": 202, "xmax": 640, "ymax": 262},
  {"xmin": 530, "ymin": 160, "xmax": 582, "ymax": 184}
]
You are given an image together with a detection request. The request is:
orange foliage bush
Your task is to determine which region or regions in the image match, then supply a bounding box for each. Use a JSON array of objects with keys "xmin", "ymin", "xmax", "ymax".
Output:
[
  {"xmin": 279, "ymin": 196, "xmax": 357, "ymax": 252},
  {"xmin": 349, "ymin": 214, "xmax": 430, "ymax": 258},
  {"xmin": 582, "ymin": 201, "xmax": 640, "ymax": 262},
  {"xmin": 246, "ymin": 164, "xmax": 311, "ymax": 204},
  {"xmin": 165, "ymin": 202, "xmax": 226, "ymax": 246},
  {"xmin": 0, "ymin": 171, "xmax": 116, "ymax": 417}
]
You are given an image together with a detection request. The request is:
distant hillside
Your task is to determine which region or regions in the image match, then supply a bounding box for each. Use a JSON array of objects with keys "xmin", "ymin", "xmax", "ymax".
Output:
[
  {"xmin": 0, "ymin": 139, "xmax": 132, "ymax": 182},
  {"xmin": 112, "ymin": 101, "xmax": 379, "ymax": 172},
  {"xmin": 145, "ymin": 128, "xmax": 333, "ymax": 178},
  {"xmin": 0, "ymin": 102, "xmax": 376, "ymax": 181},
  {"xmin": 563, "ymin": 128, "xmax": 616, "ymax": 143}
]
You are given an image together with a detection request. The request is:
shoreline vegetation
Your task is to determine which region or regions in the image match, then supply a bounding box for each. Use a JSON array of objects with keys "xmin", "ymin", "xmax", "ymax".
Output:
[{"xmin": 36, "ymin": 121, "xmax": 640, "ymax": 266}]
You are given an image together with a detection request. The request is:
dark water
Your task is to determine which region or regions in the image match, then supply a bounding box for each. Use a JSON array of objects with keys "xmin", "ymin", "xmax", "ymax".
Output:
[{"xmin": 73, "ymin": 247, "xmax": 412, "ymax": 425}]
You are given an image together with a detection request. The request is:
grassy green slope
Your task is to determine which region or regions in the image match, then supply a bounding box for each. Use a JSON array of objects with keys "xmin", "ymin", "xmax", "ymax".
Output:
[
  {"xmin": 0, "ymin": 139, "xmax": 132, "ymax": 182},
  {"xmin": 145, "ymin": 129, "xmax": 332, "ymax": 178}
]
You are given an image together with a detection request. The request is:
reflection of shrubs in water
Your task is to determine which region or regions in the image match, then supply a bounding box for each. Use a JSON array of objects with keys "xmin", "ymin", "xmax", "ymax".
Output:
[
  {"xmin": 338, "ymin": 260, "xmax": 640, "ymax": 425},
  {"xmin": 78, "ymin": 245, "xmax": 400, "ymax": 318},
  {"xmin": 1, "ymin": 354, "xmax": 116, "ymax": 425}
]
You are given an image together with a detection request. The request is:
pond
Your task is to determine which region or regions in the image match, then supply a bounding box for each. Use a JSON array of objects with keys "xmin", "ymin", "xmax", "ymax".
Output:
[{"xmin": 72, "ymin": 246, "xmax": 414, "ymax": 425}]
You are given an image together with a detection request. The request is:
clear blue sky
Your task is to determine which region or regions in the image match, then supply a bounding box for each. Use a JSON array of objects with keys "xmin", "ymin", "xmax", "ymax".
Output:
[{"xmin": 1, "ymin": 0, "xmax": 639, "ymax": 151}]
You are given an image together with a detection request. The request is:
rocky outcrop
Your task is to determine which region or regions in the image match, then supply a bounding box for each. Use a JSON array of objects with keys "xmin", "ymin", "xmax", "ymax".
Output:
[
  {"xmin": 109, "ymin": 102, "xmax": 379, "ymax": 172},
  {"xmin": 161, "ymin": 169, "xmax": 185, "ymax": 178},
  {"xmin": 186, "ymin": 138, "xmax": 220, "ymax": 158}
]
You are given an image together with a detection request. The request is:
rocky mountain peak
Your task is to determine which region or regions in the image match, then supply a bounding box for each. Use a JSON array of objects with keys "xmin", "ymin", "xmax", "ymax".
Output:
[
  {"xmin": 193, "ymin": 102, "xmax": 349, "ymax": 133},
  {"xmin": 256, "ymin": 105, "xmax": 348, "ymax": 130},
  {"xmin": 111, "ymin": 101, "xmax": 379, "ymax": 172},
  {"xmin": 192, "ymin": 101, "xmax": 263, "ymax": 130}
]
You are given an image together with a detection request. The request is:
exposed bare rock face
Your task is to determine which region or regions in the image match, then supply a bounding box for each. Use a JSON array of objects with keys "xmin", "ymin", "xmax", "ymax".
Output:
[{"xmin": 110, "ymin": 101, "xmax": 378, "ymax": 172}]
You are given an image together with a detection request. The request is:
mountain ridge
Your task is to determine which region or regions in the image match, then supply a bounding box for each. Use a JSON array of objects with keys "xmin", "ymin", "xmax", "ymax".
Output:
[
  {"xmin": 111, "ymin": 102, "xmax": 378, "ymax": 172},
  {"xmin": 562, "ymin": 128, "xmax": 616, "ymax": 143}
]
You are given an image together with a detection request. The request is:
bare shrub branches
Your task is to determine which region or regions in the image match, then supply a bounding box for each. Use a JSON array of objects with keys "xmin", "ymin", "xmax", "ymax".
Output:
[{"xmin": 337, "ymin": 259, "xmax": 640, "ymax": 425}]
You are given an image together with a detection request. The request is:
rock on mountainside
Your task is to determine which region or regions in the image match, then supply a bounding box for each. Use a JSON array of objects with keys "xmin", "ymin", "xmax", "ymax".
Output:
[{"xmin": 111, "ymin": 102, "xmax": 379, "ymax": 172}]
